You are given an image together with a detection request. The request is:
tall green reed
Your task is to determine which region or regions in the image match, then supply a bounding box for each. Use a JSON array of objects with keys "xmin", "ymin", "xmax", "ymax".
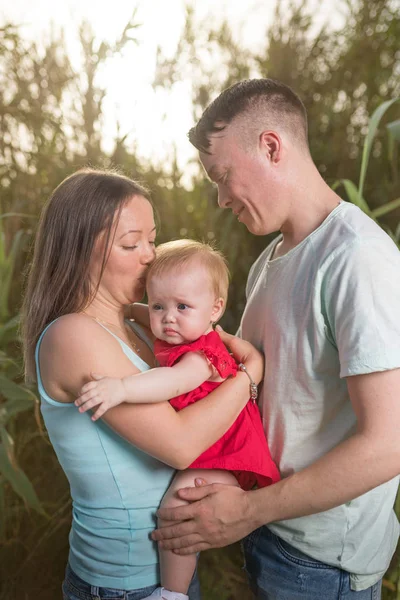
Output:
[
  {"xmin": 333, "ymin": 98, "xmax": 400, "ymax": 246},
  {"xmin": 0, "ymin": 214, "xmax": 45, "ymax": 535}
]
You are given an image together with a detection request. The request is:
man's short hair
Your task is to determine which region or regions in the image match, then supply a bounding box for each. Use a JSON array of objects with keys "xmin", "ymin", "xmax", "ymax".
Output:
[{"xmin": 188, "ymin": 78, "xmax": 309, "ymax": 153}]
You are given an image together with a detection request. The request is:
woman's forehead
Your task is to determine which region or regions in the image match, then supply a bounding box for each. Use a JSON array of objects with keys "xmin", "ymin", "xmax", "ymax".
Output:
[{"xmin": 115, "ymin": 196, "xmax": 155, "ymax": 232}]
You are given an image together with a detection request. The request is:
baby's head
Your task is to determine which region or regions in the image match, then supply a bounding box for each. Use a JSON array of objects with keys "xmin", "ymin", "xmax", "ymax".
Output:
[{"xmin": 146, "ymin": 239, "xmax": 229, "ymax": 344}]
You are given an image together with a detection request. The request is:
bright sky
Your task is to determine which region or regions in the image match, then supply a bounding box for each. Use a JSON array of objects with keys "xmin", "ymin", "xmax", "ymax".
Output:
[{"xmin": 2, "ymin": 0, "xmax": 344, "ymax": 172}]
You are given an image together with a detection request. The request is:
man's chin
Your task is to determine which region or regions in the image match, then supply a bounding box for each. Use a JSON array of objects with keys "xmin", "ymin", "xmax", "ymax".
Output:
[
  {"xmin": 242, "ymin": 217, "xmax": 274, "ymax": 236},
  {"xmin": 245, "ymin": 222, "xmax": 268, "ymax": 236}
]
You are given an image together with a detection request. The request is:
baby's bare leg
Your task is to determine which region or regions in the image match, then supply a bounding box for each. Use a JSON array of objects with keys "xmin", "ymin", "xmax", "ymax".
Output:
[{"xmin": 159, "ymin": 468, "xmax": 239, "ymax": 594}]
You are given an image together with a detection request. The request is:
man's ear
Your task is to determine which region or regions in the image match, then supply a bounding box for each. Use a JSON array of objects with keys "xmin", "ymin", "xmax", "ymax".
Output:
[
  {"xmin": 259, "ymin": 131, "xmax": 282, "ymax": 163},
  {"xmin": 211, "ymin": 297, "xmax": 225, "ymax": 324}
]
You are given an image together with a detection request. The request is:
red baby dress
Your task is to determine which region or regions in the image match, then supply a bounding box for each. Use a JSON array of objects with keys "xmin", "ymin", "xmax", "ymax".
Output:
[{"xmin": 154, "ymin": 330, "xmax": 280, "ymax": 490}]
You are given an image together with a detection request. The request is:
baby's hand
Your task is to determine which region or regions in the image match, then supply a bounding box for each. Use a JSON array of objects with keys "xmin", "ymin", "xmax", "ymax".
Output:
[{"xmin": 75, "ymin": 373, "xmax": 126, "ymax": 421}]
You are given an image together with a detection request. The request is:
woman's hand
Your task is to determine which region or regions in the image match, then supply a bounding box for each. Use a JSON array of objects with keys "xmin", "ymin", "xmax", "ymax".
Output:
[{"xmin": 216, "ymin": 326, "xmax": 264, "ymax": 384}]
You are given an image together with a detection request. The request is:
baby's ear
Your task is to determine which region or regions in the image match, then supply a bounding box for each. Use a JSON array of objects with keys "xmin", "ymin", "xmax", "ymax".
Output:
[{"xmin": 211, "ymin": 297, "xmax": 225, "ymax": 323}]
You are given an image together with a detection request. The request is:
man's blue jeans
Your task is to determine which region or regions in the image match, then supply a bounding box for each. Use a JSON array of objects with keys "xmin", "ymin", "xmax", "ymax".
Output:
[
  {"xmin": 62, "ymin": 563, "xmax": 202, "ymax": 600},
  {"xmin": 242, "ymin": 526, "xmax": 382, "ymax": 599}
]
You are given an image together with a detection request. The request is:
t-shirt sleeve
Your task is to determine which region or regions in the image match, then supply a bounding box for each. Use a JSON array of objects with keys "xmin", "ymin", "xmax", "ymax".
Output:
[{"xmin": 322, "ymin": 236, "xmax": 400, "ymax": 377}]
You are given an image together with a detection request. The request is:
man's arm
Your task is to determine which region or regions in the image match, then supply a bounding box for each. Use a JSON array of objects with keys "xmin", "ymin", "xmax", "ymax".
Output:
[{"xmin": 153, "ymin": 367, "xmax": 400, "ymax": 553}]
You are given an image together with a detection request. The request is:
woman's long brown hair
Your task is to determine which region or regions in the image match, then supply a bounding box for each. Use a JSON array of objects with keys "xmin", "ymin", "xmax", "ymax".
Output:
[{"xmin": 21, "ymin": 168, "xmax": 150, "ymax": 382}]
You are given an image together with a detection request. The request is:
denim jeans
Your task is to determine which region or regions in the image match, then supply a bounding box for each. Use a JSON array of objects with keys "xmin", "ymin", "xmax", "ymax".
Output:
[
  {"xmin": 242, "ymin": 526, "xmax": 382, "ymax": 600},
  {"xmin": 62, "ymin": 563, "xmax": 201, "ymax": 600}
]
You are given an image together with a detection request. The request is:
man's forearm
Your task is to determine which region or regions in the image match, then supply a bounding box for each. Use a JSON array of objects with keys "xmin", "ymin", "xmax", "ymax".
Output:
[{"xmin": 249, "ymin": 432, "xmax": 400, "ymax": 528}]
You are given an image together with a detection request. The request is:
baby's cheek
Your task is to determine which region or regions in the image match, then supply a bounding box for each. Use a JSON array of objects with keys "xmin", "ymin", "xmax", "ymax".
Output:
[{"xmin": 150, "ymin": 316, "xmax": 163, "ymax": 335}]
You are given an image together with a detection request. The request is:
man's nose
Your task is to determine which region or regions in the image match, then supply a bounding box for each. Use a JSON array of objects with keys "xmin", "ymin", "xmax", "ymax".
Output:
[{"xmin": 218, "ymin": 186, "xmax": 231, "ymax": 209}]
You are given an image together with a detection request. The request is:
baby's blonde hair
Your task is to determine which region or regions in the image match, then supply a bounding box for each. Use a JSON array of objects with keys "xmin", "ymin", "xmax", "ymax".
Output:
[{"xmin": 147, "ymin": 239, "xmax": 230, "ymax": 306}]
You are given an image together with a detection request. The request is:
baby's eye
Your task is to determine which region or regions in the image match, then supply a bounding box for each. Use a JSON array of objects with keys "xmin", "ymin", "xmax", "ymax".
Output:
[
  {"xmin": 177, "ymin": 303, "xmax": 188, "ymax": 310},
  {"xmin": 152, "ymin": 304, "xmax": 162, "ymax": 311}
]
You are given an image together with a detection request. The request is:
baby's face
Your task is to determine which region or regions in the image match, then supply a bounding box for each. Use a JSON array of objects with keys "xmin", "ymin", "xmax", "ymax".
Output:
[{"xmin": 147, "ymin": 265, "xmax": 223, "ymax": 345}]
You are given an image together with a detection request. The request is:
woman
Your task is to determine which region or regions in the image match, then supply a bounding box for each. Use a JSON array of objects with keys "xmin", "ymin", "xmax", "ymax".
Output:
[{"xmin": 21, "ymin": 168, "xmax": 263, "ymax": 600}]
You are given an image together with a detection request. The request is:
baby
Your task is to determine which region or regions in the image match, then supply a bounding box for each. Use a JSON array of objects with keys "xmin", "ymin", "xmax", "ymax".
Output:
[{"xmin": 76, "ymin": 239, "xmax": 279, "ymax": 600}]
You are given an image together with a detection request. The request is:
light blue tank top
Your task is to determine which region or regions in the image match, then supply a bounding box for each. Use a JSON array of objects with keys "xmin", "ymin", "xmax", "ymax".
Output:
[{"xmin": 35, "ymin": 319, "xmax": 174, "ymax": 589}]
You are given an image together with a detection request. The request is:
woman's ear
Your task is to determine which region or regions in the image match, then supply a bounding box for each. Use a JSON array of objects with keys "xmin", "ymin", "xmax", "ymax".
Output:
[{"xmin": 211, "ymin": 297, "xmax": 225, "ymax": 324}]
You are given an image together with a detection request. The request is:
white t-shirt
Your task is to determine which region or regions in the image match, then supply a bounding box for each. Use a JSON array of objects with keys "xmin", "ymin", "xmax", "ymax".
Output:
[{"xmin": 239, "ymin": 201, "xmax": 400, "ymax": 591}]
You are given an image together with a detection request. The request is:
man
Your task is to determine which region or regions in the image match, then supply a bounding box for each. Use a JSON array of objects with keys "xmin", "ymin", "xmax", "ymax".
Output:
[{"xmin": 153, "ymin": 79, "xmax": 400, "ymax": 598}]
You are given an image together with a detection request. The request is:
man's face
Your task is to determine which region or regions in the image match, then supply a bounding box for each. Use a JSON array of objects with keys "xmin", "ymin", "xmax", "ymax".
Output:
[{"xmin": 200, "ymin": 128, "xmax": 285, "ymax": 236}]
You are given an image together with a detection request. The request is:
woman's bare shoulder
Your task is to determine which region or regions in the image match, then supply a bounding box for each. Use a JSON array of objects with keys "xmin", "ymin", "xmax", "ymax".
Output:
[
  {"xmin": 40, "ymin": 313, "xmax": 129, "ymax": 378},
  {"xmin": 42, "ymin": 313, "xmax": 110, "ymax": 350},
  {"xmin": 39, "ymin": 313, "xmax": 140, "ymax": 401}
]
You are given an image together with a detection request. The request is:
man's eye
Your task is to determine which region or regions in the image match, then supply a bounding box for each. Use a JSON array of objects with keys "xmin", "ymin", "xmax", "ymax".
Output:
[{"xmin": 177, "ymin": 303, "xmax": 188, "ymax": 310}]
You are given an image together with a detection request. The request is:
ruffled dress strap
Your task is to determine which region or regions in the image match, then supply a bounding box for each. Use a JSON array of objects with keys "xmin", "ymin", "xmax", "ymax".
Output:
[{"xmin": 154, "ymin": 330, "xmax": 237, "ymax": 378}]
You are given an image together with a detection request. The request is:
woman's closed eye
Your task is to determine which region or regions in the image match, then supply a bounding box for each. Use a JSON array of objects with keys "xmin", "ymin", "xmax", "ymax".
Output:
[{"xmin": 122, "ymin": 239, "xmax": 155, "ymax": 251}]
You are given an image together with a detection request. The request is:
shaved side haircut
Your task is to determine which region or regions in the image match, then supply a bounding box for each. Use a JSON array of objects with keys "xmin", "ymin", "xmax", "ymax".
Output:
[{"xmin": 188, "ymin": 78, "xmax": 309, "ymax": 154}]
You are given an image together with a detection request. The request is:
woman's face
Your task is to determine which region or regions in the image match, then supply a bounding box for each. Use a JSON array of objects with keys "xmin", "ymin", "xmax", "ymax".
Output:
[{"xmin": 91, "ymin": 195, "xmax": 156, "ymax": 306}]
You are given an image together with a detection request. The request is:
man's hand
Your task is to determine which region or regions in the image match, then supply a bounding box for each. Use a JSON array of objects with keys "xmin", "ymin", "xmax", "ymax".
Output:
[{"xmin": 152, "ymin": 480, "xmax": 258, "ymax": 554}]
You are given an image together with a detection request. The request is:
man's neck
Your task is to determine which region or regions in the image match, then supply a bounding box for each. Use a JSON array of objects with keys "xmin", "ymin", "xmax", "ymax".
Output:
[{"xmin": 274, "ymin": 187, "xmax": 342, "ymax": 260}]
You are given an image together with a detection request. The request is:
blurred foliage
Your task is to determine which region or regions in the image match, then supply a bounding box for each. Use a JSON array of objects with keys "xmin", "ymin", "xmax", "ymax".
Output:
[
  {"xmin": 333, "ymin": 98, "xmax": 400, "ymax": 245},
  {"xmin": 0, "ymin": 0, "xmax": 399, "ymax": 597},
  {"xmin": 0, "ymin": 214, "xmax": 45, "ymax": 526},
  {"xmin": 153, "ymin": 0, "xmax": 400, "ymax": 329}
]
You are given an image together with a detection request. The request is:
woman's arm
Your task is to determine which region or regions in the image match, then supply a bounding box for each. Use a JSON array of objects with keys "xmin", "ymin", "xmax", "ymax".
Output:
[
  {"xmin": 41, "ymin": 315, "xmax": 263, "ymax": 469},
  {"xmin": 75, "ymin": 352, "xmax": 214, "ymax": 420}
]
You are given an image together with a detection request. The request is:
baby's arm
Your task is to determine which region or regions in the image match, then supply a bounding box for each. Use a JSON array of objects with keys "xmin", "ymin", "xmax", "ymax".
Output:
[{"xmin": 75, "ymin": 352, "xmax": 214, "ymax": 421}]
